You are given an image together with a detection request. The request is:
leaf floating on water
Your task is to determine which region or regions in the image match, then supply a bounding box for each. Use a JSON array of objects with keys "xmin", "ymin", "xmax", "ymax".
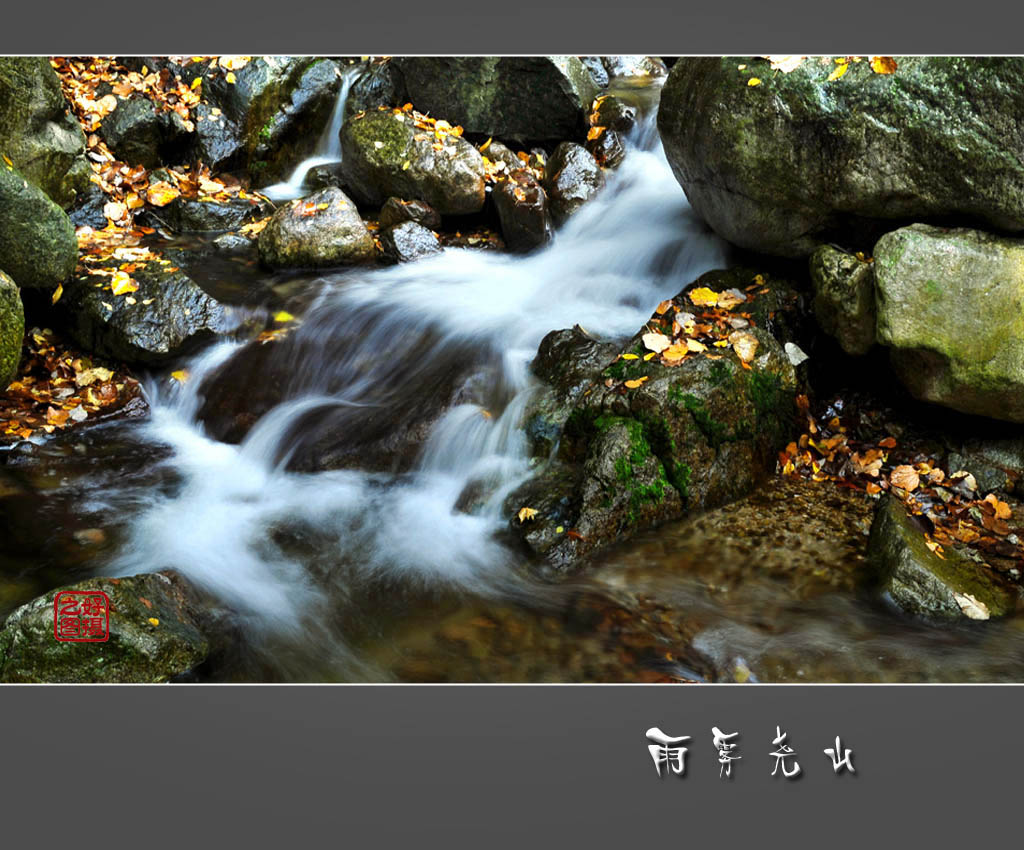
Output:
[
  {"xmin": 890, "ymin": 464, "xmax": 920, "ymax": 492},
  {"xmin": 624, "ymin": 377, "xmax": 649, "ymax": 388},
  {"xmin": 642, "ymin": 332, "xmax": 671, "ymax": 353},
  {"xmin": 953, "ymin": 592, "xmax": 990, "ymax": 620},
  {"xmin": 517, "ymin": 507, "xmax": 538, "ymax": 523},
  {"xmin": 870, "ymin": 56, "xmax": 898, "ymax": 75}
]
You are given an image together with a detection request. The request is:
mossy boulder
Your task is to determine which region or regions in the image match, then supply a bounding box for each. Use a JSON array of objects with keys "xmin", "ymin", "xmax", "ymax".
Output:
[
  {"xmin": 393, "ymin": 57, "xmax": 598, "ymax": 142},
  {"xmin": 339, "ymin": 108, "xmax": 486, "ymax": 214},
  {"xmin": 193, "ymin": 57, "xmax": 342, "ymax": 183},
  {"xmin": 0, "ymin": 56, "xmax": 91, "ymax": 207},
  {"xmin": 0, "ymin": 270, "xmax": 24, "ymax": 388},
  {"xmin": 658, "ymin": 57, "xmax": 1024, "ymax": 257},
  {"xmin": 873, "ymin": 223, "xmax": 1024, "ymax": 422},
  {"xmin": 258, "ymin": 187, "xmax": 375, "ymax": 269},
  {"xmin": 0, "ymin": 571, "xmax": 210, "ymax": 683},
  {"xmin": 809, "ymin": 244, "xmax": 876, "ymax": 356},
  {"xmin": 868, "ymin": 495, "xmax": 1018, "ymax": 622},
  {"xmin": 506, "ymin": 268, "xmax": 799, "ymax": 572},
  {"xmin": 54, "ymin": 252, "xmax": 247, "ymax": 366},
  {"xmin": 0, "ymin": 161, "xmax": 78, "ymax": 290}
]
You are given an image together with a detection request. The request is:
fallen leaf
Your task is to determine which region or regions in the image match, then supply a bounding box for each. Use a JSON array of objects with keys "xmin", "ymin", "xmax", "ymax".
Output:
[
  {"xmin": 624, "ymin": 377, "xmax": 649, "ymax": 388},
  {"xmin": 953, "ymin": 592, "xmax": 990, "ymax": 620},
  {"xmin": 765, "ymin": 55, "xmax": 806, "ymax": 73},
  {"xmin": 870, "ymin": 56, "xmax": 898, "ymax": 75},
  {"xmin": 51, "ymin": 282, "xmax": 63, "ymax": 305},
  {"xmin": 747, "ymin": 77, "xmax": 762, "ymax": 87},
  {"xmin": 890, "ymin": 464, "xmax": 920, "ymax": 492},
  {"xmin": 728, "ymin": 330, "xmax": 759, "ymax": 363},
  {"xmin": 517, "ymin": 506, "xmax": 538, "ymax": 523},
  {"xmin": 688, "ymin": 287, "xmax": 719, "ymax": 306},
  {"xmin": 642, "ymin": 332, "xmax": 671, "ymax": 353},
  {"xmin": 147, "ymin": 181, "xmax": 180, "ymax": 207},
  {"xmin": 827, "ymin": 60, "xmax": 850, "ymax": 82}
]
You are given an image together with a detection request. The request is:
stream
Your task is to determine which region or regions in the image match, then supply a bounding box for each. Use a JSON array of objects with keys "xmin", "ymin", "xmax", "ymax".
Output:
[{"xmin": 4, "ymin": 73, "xmax": 1024, "ymax": 682}]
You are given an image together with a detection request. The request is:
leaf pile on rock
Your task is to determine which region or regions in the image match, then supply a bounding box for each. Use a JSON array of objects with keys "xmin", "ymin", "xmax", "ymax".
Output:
[
  {"xmin": 779, "ymin": 396, "xmax": 1024, "ymax": 584},
  {"xmin": 0, "ymin": 326, "xmax": 140, "ymax": 443}
]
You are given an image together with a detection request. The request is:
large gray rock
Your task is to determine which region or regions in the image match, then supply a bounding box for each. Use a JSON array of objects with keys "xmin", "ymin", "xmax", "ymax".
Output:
[
  {"xmin": 0, "ymin": 162, "xmax": 78, "ymax": 290},
  {"xmin": 378, "ymin": 221, "xmax": 441, "ymax": 264},
  {"xmin": 0, "ymin": 57, "xmax": 90, "ymax": 207},
  {"xmin": 0, "ymin": 571, "xmax": 210, "ymax": 683},
  {"xmin": 258, "ymin": 187, "xmax": 375, "ymax": 269},
  {"xmin": 542, "ymin": 142, "xmax": 605, "ymax": 224},
  {"xmin": 339, "ymin": 108, "xmax": 486, "ymax": 215},
  {"xmin": 193, "ymin": 57, "xmax": 342, "ymax": 183},
  {"xmin": 809, "ymin": 244, "xmax": 876, "ymax": 356},
  {"xmin": 492, "ymin": 171, "xmax": 554, "ymax": 253},
  {"xmin": 658, "ymin": 57, "xmax": 1024, "ymax": 257},
  {"xmin": 55, "ymin": 253, "xmax": 246, "ymax": 366},
  {"xmin": 874, "ymin": 224, "xmax": 1024, "ymax": 423},
  {"xmin": 506, "ymin": 268, "xmax": 799, "ymax": 572},
  {"xmin": 868, "ymin": 495, "xmax": 1018, "ymax": 622},
  {"xmin": 0, "ymin": 269, "xmax": 24, "ymax": 388},
  {"xmin": 394, "ymin": 57, "xmax": 599, "ymax": 142},
  {"xmin": 100, "ymin": 95, "xmax": 191, "ymax": 169}
]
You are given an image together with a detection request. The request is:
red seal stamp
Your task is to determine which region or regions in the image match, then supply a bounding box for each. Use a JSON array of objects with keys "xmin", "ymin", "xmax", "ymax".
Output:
[{"xmin": 53, "ymin": 590, "xmax": 110, "ymax": 642}]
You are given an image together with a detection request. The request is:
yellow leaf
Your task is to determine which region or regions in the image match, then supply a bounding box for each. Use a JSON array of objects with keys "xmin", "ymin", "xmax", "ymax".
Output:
[
  {"xmin": 517, "ymin": 506, "xmax": 539, "ymax": 523},
  {"xmin": 662, "ymin": 343, "xmax": 688, "ymax": 361},
  {"xmin": 624, "ymin": 377, "xmax": 648, "ymax": 388},
  {"xmin": 2, "ymin": 154, "xmax": 11, "ymax": 167},
  {"xmin": 147, "ymin": 181, "xmax": 180, "ymax": 207},
  {"xmin": 479, "ymin": 137, "xmax": 492, "ymax": 152},
  {"xmin": 747, "ymin": 77, "xmax": 762, "ymax": 87},
  {"xmin": 272, "ymin": 310, "xmax": 295, "ymax": 323},
  {"xmin": 51, "ymin": 282, "xmax": 63, "ymax": 305},
  {"xmin": 686, "ymin": 339, "xmax": 707, "ymax": 353},
  {"xmin": 555, "ymin": 525, "xmax": 564, "ymax": 534},
  {"xmin": 827, "ymin": 61, "xmax": 850, "ymax": 82},
  {"xmin": 586, "ymin": 125, "xmax": 605, "ymax": 141},
  {"xmin": 621, "ymin": 353, "xmax": 640, "ymax": 360},
  {"xmin": 171, "ymin": 369, "xmax": 190, "ymax": 383},
  {"xmin": 870, "ymin": 56, "xmax": 898, "ymax": 75},
  {"xmin": 191, "ymin": 77, "xmax": 203, "ymax": 90},
  {"xmin": 643, "ymin": 352, "xmax": 656, "ymax": 361},
  {"xmin": 688, "ymin": 287, "xmax": 719, "ymax": 306},
  {"xmin": 316, "ymin": 203, "xmax": 329, "ymax": 210},
  {"xmin": 148, "ymin": 617, "xmax": 160, "ymax": 627},
  {"xmin": 110, "ymin": 272, "xmax": 138, "ymax": 296},
  {"xmin": 225, "ymin": 72, "xmax": 237, "ymax": 84}
]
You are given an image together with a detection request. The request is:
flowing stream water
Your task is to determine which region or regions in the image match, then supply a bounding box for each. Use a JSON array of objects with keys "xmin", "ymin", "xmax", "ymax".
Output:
[{"xmin": 5, "ymin": 74, "xmax": 1024, "ymax": 682}]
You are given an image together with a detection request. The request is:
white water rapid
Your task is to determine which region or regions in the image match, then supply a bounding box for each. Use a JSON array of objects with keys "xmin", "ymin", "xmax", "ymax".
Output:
[{"xmin": 108, "ymin": 95, "xmax": 730, "ymax": 655}]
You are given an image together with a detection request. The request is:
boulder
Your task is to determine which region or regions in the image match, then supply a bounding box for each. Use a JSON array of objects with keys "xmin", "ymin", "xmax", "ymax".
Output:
[
  {"xmin": 0, "ymin": 270, "xmax": 24, "ymax": 388},
  {"xmin": 542, "ymin": 142, "xmax": 605, "ymax": 224},
  {"xmin": 868, "ymin": 495, "xmax": 1018, "ymax": 622},
  {"xmin": 0, "ymin": 162, "xmax": 78, "ymax": 290},
  {"xmin": 339, "ymin": 108, "xmax": 486, "ymax": 215},
  {"xmin": 506, "ymin": 268, "xmax": 799, "ymax": 572},
  {"xmin": 0, "ymin": 571, "xmax": 210, "ymax": 683},
  {"xmin": 658, "ymin": 57, "xmax": 1024, "ymax": 257},
  {"xmin": 193, "ymin": 57, "xmax": 342, "ymax": 182},
  {"xmin": 99, "ymin": 95, "xmax": 191, "ymax": 168},
  {"xmin": 344, "ymin": 59, "xmax": 407, "ymax": 120},
  {"xmin": 492, "ymin": 171, "xmax": 554, "ymax": 253},
  {"xmin": 586, "ymin": 128, "xmax": 626, "ymax": 169},
  {"xmin": 258, "ymin": 187, "xmax": 375, "ymax": 269},
  {"xmin": 55, "ymin": 253, "xmax": 246, "ymax": 366},
  {"xmin": 378, "ymin": 221, "xmax": 442, "ymax": 264},
  {"xmin": 589, "ymin": 94, "xmax": 637, "ymax": 132},
  {"xmin": 601, "ymin": 56, "xmax": 669, "ymax": 80},
  {"xmin": 579, "ymin": 57, "xmax": 610, "ymax": 89},
  {"xmin": 0, "ymin": 57, "xmax": 90, "ymax": 207},
  {"xmin": 874, "ymin": 224, "xmax": 1024, "ymax": 422},
  {"xmin": 809, "ymin": 245, "xmax": 876, "ymax": 356},
  {"xmin": 139, "ymin": 193, "xmax": 268, "ymax": 234},
  {"xmin": 378, "ymin": 197, "xmax": 441, "ymax": 231},
  {"xmin": 393, "ymin": 57, "xmax": 599, "ymax": 142},
  {"xmin": 69, "ymin": 183, "xmax": 112, "ymax": 230}
]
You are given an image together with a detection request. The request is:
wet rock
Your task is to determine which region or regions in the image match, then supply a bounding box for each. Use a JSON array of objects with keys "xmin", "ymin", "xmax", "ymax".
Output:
[
  {"xmin": 378, "ymin": 221, "xmax": 441, "ymax": 264},
  {"xmin": 0, "ymin": 270, "xmax": 24, "ymax": 388},
  {"xmin": 586, "ymin": 128, "xmax": 626, "ymax": 169},
  {"xmin": 258, "ymin": 187, "xmax": 375, "ymax": 269},
  {"xmin": 140, "ymin": 194, "xmax": 268, "ymax": 234},
  {"xmin": 658, "ymin": 57, "xmax": 1024, "ymax": 257},
  {"xmin": 393, "ymin": 57, "xmax": 598, "ymax": 142},
  {"xmin": 947, "ymin": 436, "xmax": 1024, "ymax": 497},
  {"xmin": 339, "ymin": 108, "xmax": 486, "ymax": 214},
  {"xmin": 542, "ymin": 142, "xmax": 605, "ymax": 224},
  {"xmin": 481, "ymin": 140, "xmax": 524, "ymax": 174},
  {"xmin": 602, "ymin": 56, "xmax": 669, "ymax": 80},
  {"xmin": 579, "ymin": 57, "xmax": 610, "ymax": 88},
  {"xmin": 305, "ymin": 162, "xmax": 347, "ymax": 192},
  {"xmin": 344, "ymin": 59, "xmax": 407, "ymax": 120},
  {"xmin": 193, "ymin": 57, "xmax": 342, "ymax": 183},
  {"xmin": 589, "ymin": 94, "xmax": 637, "ymax": 132},
  {"xmin": 507, "ymin": 268, "xmax": 799, "ymax": 571},
  {"xmin": 869, "ymin": 495, "xmax": 1018, "ymax": 622},
  {"xmin": 54, "ymin": 254, "xmax": 246, "ymax": 366},
  {"xmin": 99, "ymin": 95, "xmax": 191, "ymax": 169},
  {"xmin": 0, "ymin": 571, "xmax": 210, "ymax": 683},
  {"xmin": 492, "ymin": 171, "xmax": 554, "ymax": 254},
  {"xmin": 0, "ymin": 162, "xmax": 78, "ymax": 290},
  {"xmin": 68, "ymin": 183, "xmax": 111, "ymax": 230},
  {"xmin": 0, "ymin": 57, "xmax": 91, "ymax": 207},
  {"xmin": 809, "ymin": 244, "xmax": 876, "ymax": 356},
  {"xmin": 874, "ymin": 224, "xmax": 1024, "ymax": 423},
  {"xmin": 378, "ymin": 197, "xmax": 442, "ymax": 231}
]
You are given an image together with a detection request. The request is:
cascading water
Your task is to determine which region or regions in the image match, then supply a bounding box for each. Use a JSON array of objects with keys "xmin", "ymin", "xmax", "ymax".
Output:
[
  {"xmin": 260, "ymin": 63, "xmax": 363, "ymax": 202},
  {"xmin": 107, "ymin": 94, "xmax": 731, "ymax": 670}
]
